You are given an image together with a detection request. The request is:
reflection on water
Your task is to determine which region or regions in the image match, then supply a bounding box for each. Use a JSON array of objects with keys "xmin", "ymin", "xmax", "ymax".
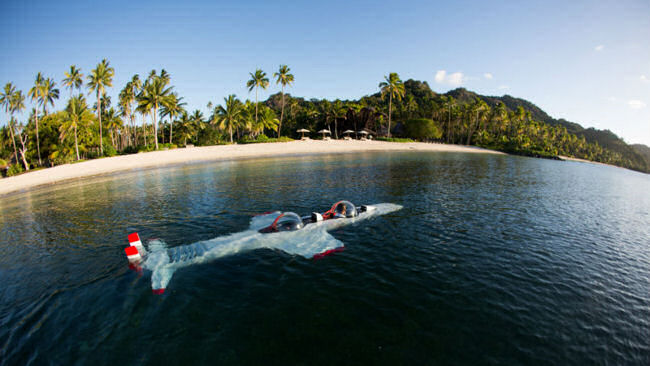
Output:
[{"xmin": 1, "ymin": 152, "xmax": 649, "ymax": 365}]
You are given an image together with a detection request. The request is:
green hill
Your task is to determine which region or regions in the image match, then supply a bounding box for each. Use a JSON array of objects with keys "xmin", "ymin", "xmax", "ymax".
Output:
[
  {"xmin": 264, "ymin": 80, "xmax": 648, "ymax": 173},
  {"xmin": 631, "ymin": 144, "xmax": 650, "ymax": 166},
  {"xmin": 435, "ymin": 86, "xmax": 648, "ymax": 173}
]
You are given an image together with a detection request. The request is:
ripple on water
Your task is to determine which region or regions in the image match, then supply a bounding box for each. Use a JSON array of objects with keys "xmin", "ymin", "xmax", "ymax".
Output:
[{"xmin": 1, "ymin": 152, "xmax": 649, "ymax": 365}]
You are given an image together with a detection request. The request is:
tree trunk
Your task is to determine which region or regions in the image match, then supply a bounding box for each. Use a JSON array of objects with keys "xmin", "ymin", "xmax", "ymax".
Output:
[
  {"xmin": 255, "ymin": 87, "xmax": 259, "ymax": 123},
  {"xmin": 131, "ymin": 114, "xmax": 137, "ymax": 146},
  {"xmin": 153, "ymin": 105, "xmax": 159, "ymax": 150},
  {"xmin": 334, "ymin": 118, "xmax": 338, "ymax": 139},
  {"xmin": 142, "ymin": 115, "xmax": 147, "ymax": 146},
  {"xmin": 229, "ymin": 124, "xmax": 233, "ymax": 143},
  {"xmin": 74, "ymin": 124, "xmax": 80, "ymax": 160},
  {"xmin": 387, "ymin": 93, "xmax": 392, "ymax": 138},
  {"xmin": 467, "ymin": 111, "xmax": 479, "ymax": 145},
  {"xmin": 20, "ymin": 150, "xmax": 29, "ymax": 171},
  {"xmin": 122, "ymin": 122, "xmax": 127, "ymax": 148},
  {"xmin": 18, "ymin": 133, "xmax": 29, "ymax": 171},
  {"xmin": 8, "ymin": 117, "xmax": 19, "ymax": 166},
  {"xmin": 451, "ymin": 118, "xmax": 456, "ymax": 144},
  {"xmin": 447, "ymin": 106, "xmax": 451, "ymax": 143},
  {"xmin": 97, "ymin": 90, "xmax": 103, "ymax": 155},
  {"xmin": 169, "ymin": 117, "xmax": 174, "ymax": 145},
  {"xmin": 35, "ymin": 113, "xmax": 42, "ymax": 165},
  {"xmin": 279, "ymin": 86, "xmax": 284, "ymax": 138}
]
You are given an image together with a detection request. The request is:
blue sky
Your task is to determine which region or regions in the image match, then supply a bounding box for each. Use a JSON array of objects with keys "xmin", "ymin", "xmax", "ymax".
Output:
[{"xmin": 1, "ymin": 0, "xmax": 649, "ymax": 144}]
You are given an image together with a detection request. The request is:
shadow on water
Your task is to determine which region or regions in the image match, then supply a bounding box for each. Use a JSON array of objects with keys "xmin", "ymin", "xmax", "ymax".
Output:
[{"xmin": 1, "ymin": 152, "xmax": 649, "ymax": 365}]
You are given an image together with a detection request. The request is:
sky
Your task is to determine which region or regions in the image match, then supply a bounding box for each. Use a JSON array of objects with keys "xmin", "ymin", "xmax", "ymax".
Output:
[{"xmin": 1, "ymin": 0, "xmax": 649, "ymax": 145}]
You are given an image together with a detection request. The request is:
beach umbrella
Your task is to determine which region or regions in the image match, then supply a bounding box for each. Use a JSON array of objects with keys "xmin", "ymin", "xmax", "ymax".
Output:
[
  {"xmin": 297, "ymin": 128, "xmax": 310, "ymax": 138},
  {"xmin": 358, "ymin": 130, "xmax": 369, "ymax": 135},
  {"xmin": 318, "ymin": 129, "xmax": 331, "ymax": 139},
  {"xmin": 342, "ymin": 130, "xmax": 355, "ymax": 135}
]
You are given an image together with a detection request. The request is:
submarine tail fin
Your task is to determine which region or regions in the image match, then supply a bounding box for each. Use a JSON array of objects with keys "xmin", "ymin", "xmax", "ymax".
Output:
[
  {"xmin": 124, "ymin": 246, "xmax": 142, "ymax": 263},
  {"xmin": 128, "ymin": 232, "xmax": 146, "ymax": 254}
]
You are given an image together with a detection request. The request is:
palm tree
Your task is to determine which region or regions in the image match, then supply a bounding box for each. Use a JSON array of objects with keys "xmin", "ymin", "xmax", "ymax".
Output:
[
  {"xmin": 250, "ymin": 106, "xmax": 279, "ymax": 138},
  {"xmin": 273, "ymin": 65, "xmax": 294, "ymax": 137},
  {"xmin": 10, "ymin": 91, "xmax": 26, "ymax": 168},
  {"xmin": 104, "ymin": 107, "xmax": 123, "ymax": 149},
  {"xmin": 0, "ymin": 83, "xmax": 14, "ymax": 114},
  {"xmin": 161, "ymin": 94, "xmax": 185, "ymax": 144},
  {"xmin": 405, "ymin": 94, "xmax": 418, "ymax": 119},
  {"xmin": 40, "ymin": 78, "xmax": 59, "ymax": 117},
  {"xmin": 136, "ymin": 102, "xmax": 150, "ymax": 147},
  {"xmin": 14, "ymin": 122, "xmax": 30, "ymax": 171},
  {"xmin": 137, "ymin": 76, "xmax": 173, "ymax": 150},
  {"xmin": 27, "ymin": 73, "xmax": 45, "ymax": 164},
  {"xmin": 98, "ymin": 94, "xmax": 111, "ymax": 113},
  {"xmin": 214, "ymin": 94, "xmax": 243, "ymax": 143},
  {"xmin": 239, "ymin": 100, "xmax": 256, "ymax": 137},
  {"xmin": 159, "ymin": 69, "xmax": 171, "ymax": 85},
  {"xmin": 176, "ymin": 111, "xmax": 195, "ymax": 146},
  {"xmin": 319, "ymin": 99, "xmax": 332, "ymax": 132},
  {"xmin": 246, "ymin": 69, "xmax": 269, "ymax": 123},
  {"xmin": 147, "ymin": 70, "xmax": 157, "ymax": 82},
  {"xmin": 442, "ymin": 96, "xmax": 456, "ymax": 143},
  {"xmin": 118, "ymin": 83, "xmax": 134, "ymax": 147},
  {"xmin": 378, "ymin": 72, "xmax": 405, "ymax": 137},
  {"xmin": 0, "ymin": 83, "xmax": 19, "ymax": 165},
  {"xmin": 11, "ymin": 91, "xmax": 25, "ymax": 120},
  {"xmin": 190, "ymin": 110, "xmax": 204, "ymax": 130},
  {"xmin": 62, "ymin": 65, "xmax": 83, "ymax": 98},
  {"xmin": 493, "ymin": 102, "xmax": 508, "ymax": 140},
  {"xmin": 347, "ymin": 103, "xmax": 363, "ymax": 135},
  {"xmin": 61, "ymin": 95, "xmax": 93, "ymax": 160},
  {"xmin": 87, "ymin": 59, "xmax": 115, "ymax": 155},
  {"xmin": 32, "ymin": 75, "xmax": 54, "ymax": 164},
  {"xmin": 119, "ymin": 75, "xmax": 142, "ymax": 146},
  {"xmin": 331, "ymin": 100, "xmax": 346, "ymax": 139},
  {"xmin": 130, "ymin": 75, "xmax": 142, "ymax": 96},
  {"xmin": 466, "ymin": 99, "xmax": 488, "ymax": 145}
]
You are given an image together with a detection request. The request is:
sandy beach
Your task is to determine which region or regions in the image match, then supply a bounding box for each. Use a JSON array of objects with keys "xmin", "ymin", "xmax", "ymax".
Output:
[
  {"xmin": 558, "ymin": 155, "xmax": 622, "ymax": 169},
  {"xmin": 0, "ymin": 140, "xmax": 503, "ymax": 196}
]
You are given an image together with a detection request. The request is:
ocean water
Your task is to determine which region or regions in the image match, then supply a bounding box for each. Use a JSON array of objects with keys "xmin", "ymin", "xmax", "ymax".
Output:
[{"xmin": 0, "ymin": 152, "xmax": 648, "ymax": 365}]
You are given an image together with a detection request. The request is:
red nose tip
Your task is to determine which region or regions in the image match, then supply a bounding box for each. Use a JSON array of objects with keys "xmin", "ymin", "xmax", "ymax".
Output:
[{"xmin": 152, "ymin": 288, "xmax": 165, "ymax": 295}]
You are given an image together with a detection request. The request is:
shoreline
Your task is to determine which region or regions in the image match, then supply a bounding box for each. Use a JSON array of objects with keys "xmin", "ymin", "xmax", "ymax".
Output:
[
  {"xmin": 558, "ymin": 155, "xmax": 624, "ymax": 170},
  {"xmin": 0, "ymin": 140, "xmax": 503, "ymax": 196}
]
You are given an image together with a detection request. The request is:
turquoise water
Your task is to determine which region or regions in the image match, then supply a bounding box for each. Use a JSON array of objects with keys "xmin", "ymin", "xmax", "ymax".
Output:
[{"xmin": 1, "ymin": 152, "xmax": 649, "ymax": 365}]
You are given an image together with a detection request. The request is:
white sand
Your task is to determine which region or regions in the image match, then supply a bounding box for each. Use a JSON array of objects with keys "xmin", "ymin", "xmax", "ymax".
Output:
[
  {"xmin": 0, "ymin": 140, "xmax": 503, "ymax": 195},
  {"xmin": 558, "ymin": 155, "xmax": 621, "ymax": 169}
]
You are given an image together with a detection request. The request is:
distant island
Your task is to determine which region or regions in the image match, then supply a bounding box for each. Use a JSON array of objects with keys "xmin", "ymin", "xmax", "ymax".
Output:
[{"xmin": 1, "ymin": 62, "xmax": 648, "ymax": 177}]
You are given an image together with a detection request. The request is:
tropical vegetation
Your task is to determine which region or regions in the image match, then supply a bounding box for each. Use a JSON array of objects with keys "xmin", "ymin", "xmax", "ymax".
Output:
[{"xmin": 1, "ymin": 64, "xmax": 649, "ymax": 177}]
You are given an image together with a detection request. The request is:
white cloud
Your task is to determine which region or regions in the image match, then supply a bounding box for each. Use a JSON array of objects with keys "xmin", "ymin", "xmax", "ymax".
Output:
[
  {"xmin": 447, "ymin": 72, "xmax": 464, "ymax": 86},
  {"xmin": 607, "ymin": 96, "xmax": 617, "ymax": 102},
  {"xmin": 595, "ymin": 45, "xmax": 604, "ymax": 51},
  {"xmin": 497, "ymin": 85, "xmax": 509, "ymax": 90},
  {"xmin": 484, "ymin": 73, "xmax": 493, "ymax": 80},
  {"xmin": 434, "ymin": 70, "xmax": 446, "ymax": 83},
  {"xmin": 434, "ymin": 70, "xmax": 465, "ymax": 87},
  {"xmin": 641, "ymin": 75, "xmax": 649, "ymax": 83},
  {"xmin": 628, "ymin": 100, "xmax": 646, "ymax": 109}
]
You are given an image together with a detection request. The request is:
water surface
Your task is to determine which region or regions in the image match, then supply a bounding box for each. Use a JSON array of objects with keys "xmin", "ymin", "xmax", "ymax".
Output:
[{"xmin": 1, "ymin": 152, "xmax": 649, "ymax": 365}]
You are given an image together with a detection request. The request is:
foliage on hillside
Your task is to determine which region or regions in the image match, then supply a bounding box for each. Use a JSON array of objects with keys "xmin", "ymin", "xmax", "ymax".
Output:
[
  {"xmin": 402, "ymin": 118, "xmax": 442, "ymax": 140},
  {"xmin": 631, "ymin": 144, "xmax": 650, "ymax": 165},
  {"xmin": 1, "ymin": 67, "xmax": 648, "ymax": 175}
]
